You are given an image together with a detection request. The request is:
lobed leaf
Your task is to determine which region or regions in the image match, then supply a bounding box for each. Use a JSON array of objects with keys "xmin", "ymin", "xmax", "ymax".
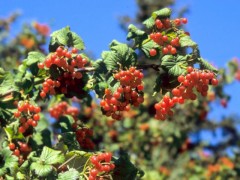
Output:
[
  {"xmin": 152, "ymin": 8, "xmax": 172, "ymax": 19},
  {"xmin": 57, "ymin": 169, "xmax": 79, "ymax": 180},
  {"xmin": 143, "ymin": 16, "xmax": 155, "ymax": 29},
  {"xmin": 25, "ymin": 51, "xmax": 45, "ymax": 66},
  {"xmin": 39, "ymin": 146, "xmax": 65, "ymax": 165},
  {"xmin": 198, "ymin": 58, "xmax": 218, "ymax": 73},
  {"xmin": 103, "ymin": 40, "xmax": 137, "ymax": 71},
  {"xmin": 179, "ymin": 36, "xmax": 197, "ymax": 48}
]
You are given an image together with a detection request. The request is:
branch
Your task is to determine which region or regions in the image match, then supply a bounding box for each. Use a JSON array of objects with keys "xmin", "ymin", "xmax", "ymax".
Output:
[
  {"xmin": 76, "ymin": 64, "xmax": 161, "ymax": 72},
  {"xmin": 0, "ymin": 64, "xmax": 161, "ymax": 99}
]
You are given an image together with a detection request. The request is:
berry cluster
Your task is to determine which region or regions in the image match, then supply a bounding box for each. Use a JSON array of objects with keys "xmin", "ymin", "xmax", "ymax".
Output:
[
  {"xmin": 14, "ymin": 101, "xmax": 41, "ymax": 133},
  {"xmin": 8, "ymin": 141, "xmax": 32, "ymax": 165},
  {"xmin": 75, "ymin": 128, "xmax": 95, "ymax": 150},
  {"xmin": 100, "ymin": 67, "xmax": 144, "ymax": 120},
  {"xmin": 149, "ymin": 17, "xmax": 188, "ymax": 57},
  {"xmin": 154, "ymin": 66, "xmax": 218, "ymax": 120},
  {"xmin": 88, "ymin": 152, "xmax": 115, "ymax": 180},
  {"xmin": 38, "ymin": 47, "xmax": 88, "ymax": 98},
  {"xmin": 49, "ymin": 101, "xmax": 79, "ymax": 120}
]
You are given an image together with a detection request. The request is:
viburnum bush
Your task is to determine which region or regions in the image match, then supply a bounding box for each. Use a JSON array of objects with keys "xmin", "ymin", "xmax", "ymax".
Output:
[{"xmin": 1, "ymin": 7, "xmax": 240, "ymax": 180}]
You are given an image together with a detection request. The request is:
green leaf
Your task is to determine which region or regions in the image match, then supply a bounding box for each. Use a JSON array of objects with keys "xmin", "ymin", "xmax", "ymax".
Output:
[
  {"xmin": 168, "ymin": 64, "xmax": 185, "ymax": 76},
  {"xmin": 22, "ymin": 71, "xmax": 34, "ymax": 94},
  {"xmin": 59, "ymin": 132, "xmax": 80, "ymax": 150},
  {"xmin": 113, "ymin": 152, "xmax": 144, "ymax": 180},
  {"xmin": 0, "ymin": 148, "xmax": 18, "ymax": 176},
  {"xmin": 4, "ymin": 124, "xmax": 25, "ymax": 141},
  {"xmin": 198, "ymin": 58, "xmax": 218, "ymax": 73},
  {"xmin": 107, "ymin": 76, "xmax": 120, "ymax": 94},
  {"xmin": 140, "ymin": 39, "xmax": 159, "ymax": 58},
  {"xmin": 30, "ymin": 162, "xmax": 52, "ymax": 177},
  {"xmin": 103, "ymin": 40, "xmax": 137, "ymax": 71},
  {"xmin": 95, "ymin": 81, "xmax": 108, "ymax": 98},
  {"xmin": 152, "ymin": 8, "xmax": 172, "ymax": 19},
  {"xmin": 58, "ymin": 115, "xmax": 75, "ymax": 133},
  {"xmin": 153, "ymin": 74, "xmax": 162, "ymax": 93},
  {"xmin": 57, "ymin": 168, "xmax": 79, "ymax": 180},
  {"xmin": 49, "ymin": 26, "xmax": 70, "ymax": 51},
  {"xmin": 161, "ymin": 55, "xmax": 187, "ymax": 76},
  {"xmin": 49, "ymin": 26, "xmax": 85, "ymax": 52},
  {"xmin": 67, "ymin": 31, "xmax": 85, "ymax": 50},
  {"xmin": 179, "ymin": 36, "xmax": 197, "ymax": 48},
  {"xmin": 127, "ymin": 24, "xmax": 147, "ymax": 43},
  {"xmin": 93, "ymin": 59, "xmax": 108, "ymax": 81},
  {"xmin": 143, "ymin": 16, "xmax": 155, "ymax": 29},
  {"xmin": 0, "ymin": 71, "xmax": 17, "ymax": 93},
  {"xmin": 15, "ymin": 64, "xmax": 27, "ymax": 86},
  {"xmin": 25, "ymin": 51, "xmax": 45, "ymax": 66},
  {"xmin": 161, "ymin": 55, "xmax": 175, "ymax": 70},
  {"xmin": 16, "ymin": 172, "xmax": 26, "ymax": 180},
  {"xmin": 39, "ymin": 146, "xmax": 65, "ymax": 165}
]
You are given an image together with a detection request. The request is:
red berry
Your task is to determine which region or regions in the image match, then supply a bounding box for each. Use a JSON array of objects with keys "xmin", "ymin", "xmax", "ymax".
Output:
[
  {"xmin": 170, "ymin": 47, "xmax": 177, "ymax": 54},
  {"xmin": 18, "ymin": 126, "xmax": 26, "ymax": 133},
  {"xmin": 162, "ymin": 47, "xmax": 168, "ymax": 54},
  {"xmin": 71, "ymin": 47, "xmax": 78, "ymax": 54},
  {"xmin": 14, "ymin": 111, "xmax": 21, "ymax": 118},
  {"xmin": 104, "ymin": 152, "xmax": 112, "ymax": 162},
  {"xmin": 211, "ymin": 78, "xmax": 218, "ymax": 86},
  {"xmin": 33, "ymin": 114, "xmax": 40, "ymax": 121},
  {"xmin": 13, "ymin": 149, "xmax": 20, "ymax": 157},
  {"xmin": 9, "ymin": 143, "xmax": 15, "ymax": 150},
  {"xmin": 31, "ymin": 120, "xmax": 38, "ymax": 127},
  {"xmin": 90, "ymin": 169, "xmax": 98, "ymax": 177},
  {"xmin": 162, "ymin": 35, "xmax": 168, "ymax": 42},
  {"xmin": 38, "ymin": 63, "xmax": 44, "ymax": 69},
  {"xmin": 149, "ymin": 49, "xmax": 157, "ymax": 57},
  {"xmin": 40, "ymin": 91, "xmax": 46, "ymax": 98},
  {"xmin": 181, "ymin": 18, "xmax": 188, "ymax": 24},
  {"xmin": 187, "ymin": 66, "xmax": 193, "ymax": 73}
]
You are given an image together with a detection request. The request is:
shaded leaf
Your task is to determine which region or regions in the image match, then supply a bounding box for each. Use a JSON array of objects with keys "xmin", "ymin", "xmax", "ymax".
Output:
[
  {"xmin": 0, "ymin": 148, "xmax": 18, "ymax": 176},
  {"xmin": 57, "ymin": 168, "xmax": 79, "ymax": 180},
  {"xmin": 25, "ymin": 51, "xmax": 45, "ymax": 66},
  {"xmin": 179, "ymin": 36, "xmax": 197, "ymax": 48},
  {"xmin": 58, "ymin": 115, "xmax": 75, "ymax": 133},
  {"xmin": 0, "ymin": 71, "xmax": 17, "ymax": 93},
  {"xmin": 50, "ymin": 26, "xmax": 70, "ymax": 50},
  {"xmin": 103, "ymin": 40, "xmax": 137, "ymax": 71},
  {"xmin": 127, "ymin": 24, "xmax": 147, "ymax": 44},
  {"xmin": 152, "ymin": 8, "xmax": 172, "ymax": 19},
  {"xmin": 143, "ymin": 16, "xmax": 155, "ymax": 29},
  {"xmin": 161, "ymin": 55, "xmax": 187, "ymax": 76},
  {"xmin": 30, "ymin": 162, "xmax": 52, "ymax": 177},
  {"xmin": 140, "ymin": 39, "xmax": 159, "ymax": 58},
  {"xmin": 67, "ymin": 31, "xmax": 85, "ymax": 50},
  {"xmin": 113, "ymin": 152, "xmax": 144, "ymax": 180},
  {"xmin": 40, "ymin": 146, "xmax": 65, "ymax": 165},
  {"xmin": 198, "ymin": 58, "xmax": 218, "ymax": 73}
]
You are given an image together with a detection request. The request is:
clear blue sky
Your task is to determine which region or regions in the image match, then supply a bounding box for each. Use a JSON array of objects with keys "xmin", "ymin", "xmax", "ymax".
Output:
[{"xmin": 1, "ymin": 0, "xmax": 240, "ymax": 120}]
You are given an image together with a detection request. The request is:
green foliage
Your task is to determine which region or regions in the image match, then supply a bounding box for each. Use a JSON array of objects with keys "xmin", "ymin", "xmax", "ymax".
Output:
[
  {"xmin": 179, "ymin": 35, "xmax": 197, "ymax": 48},
  {"xmin": 57, "ymin": 168, "xmax": 79, "ymax": 180},
  {"xmin": 30, "ymin": 147, "xmax": 65, "ymax": 177},
  {"xmin": 143, "ymin": 17, "xmax": 155, "ymax": 29},
  {"xmin": 49, "ymin": 26, "xmax": 85, "ymax": 52},
  {"xmin": 152, "ymin": 8, "xmax": 172, "ymax": 19},
  {"xmin": 113, "ymin": 153, "xmax": 144, "ymax": 180},
  {"xmin": 102, "ymin": 40, "xmax": 137, "ymax": 71},
  {"xmin": 0, "ymin": 148, "xmax": 18, "ymax": 176},
  {"xmin": 1, "ymin": 5, "xmax": 239, "ymax": 180},
  {"xmin": 140, "ymin": 39, "xmax": 160, "ymax": 58},
  {"xmin": 198, "ymin": 57, "xmax": 218, "ymax": 73}
]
